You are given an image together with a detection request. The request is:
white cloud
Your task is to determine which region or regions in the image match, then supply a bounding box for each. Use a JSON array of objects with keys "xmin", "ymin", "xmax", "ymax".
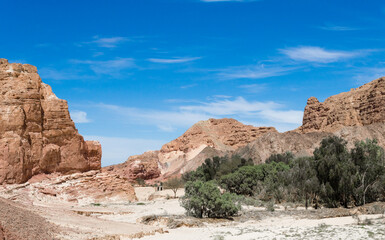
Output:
[
  {"xmin": 353, "ymin": 67, "xmax": 385, "ymax": 85},
  {"xmin": 70, "ymin": 110, "xmax": 91, "ymax": 123},
  {"xmin": 201, "ymin": 0, "xmax": 259, "ymax": 2},
  {"xmin": 98, "ymin": 96, "xmax": 303, "ymax": 132},
  {"xmin": 280, "ymin": 46, "xmax": 358, "ymax": 63},
  {"xmin": 239, "ymin": 83, "xmax": 267, "ymax": 93},
  {"xmin": 89, "ymin": 36, "xmax": 129, "ymax": 48},
  {"xmin": 70, "ymin": 58, "xmax": 135, "ymax": 75},
  {"xmin": 85, "ymin": 136, "xmax": 165, "ymax": 166},
  {"xmin": 218, "ymin": 65, "xmax": 296, "ymax": 80},
  {"xmin": 180, "ymin": 84, "xmax": 198, "ymax": 89},
  {"xmin": 147, "ymin": 57, "xmax": 201, "ymax": 64},
  {"xmin": 39, "ymin": 68, "xmax": 91, "ymax": 80},
  {"xmin": 319, "ymin": 25, "xmax": 359, "ymax": 31},
  {"xmin": 99, "ymin": 103, "xmax": 211, "ymax": 130}
]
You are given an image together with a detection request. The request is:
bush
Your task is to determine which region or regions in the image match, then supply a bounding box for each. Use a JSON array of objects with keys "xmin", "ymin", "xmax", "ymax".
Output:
[
  {"xmin": 182, "ymin": 156, "xmax": 253, "ymax": 183},
  {"xmin": 265, "ymin": 151, "xmax": 294, "ymax": 165},
  {"xmin": 220, "ymin": 165, "xmax": 264, "ymax": 196},
  {"xmin": 181, "ymin": 181, "xmax": 240, "ymax": 218}
]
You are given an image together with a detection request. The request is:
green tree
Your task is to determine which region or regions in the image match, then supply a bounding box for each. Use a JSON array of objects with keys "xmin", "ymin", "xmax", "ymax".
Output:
[
  {"xmin": 351, "ymin": 139, "xmax": 385, "ymax": 205},
  {"xmin": 266, "ymin": 151, "xmax": 295, "ymax": 165},
  {"xmin": 314, "ymin": 136, "xmax": 355, "ymax": 208},
  {"xmin": 220, "ymin": 165, "xmax": 264, "ymax": 196},
  {"xmin": 181, "ymin": 181, "xmax": 240, "ymax": 218},
  {"xmin": 288, "ymin": 157, "xmax": 319, "ymax": 209},
  {"xmin": 164, "ymin": 177, "xmax": 184, "ymax": 198}
]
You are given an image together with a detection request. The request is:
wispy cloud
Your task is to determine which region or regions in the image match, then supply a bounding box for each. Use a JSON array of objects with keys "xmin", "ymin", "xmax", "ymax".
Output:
[
  {"xmin": 217, "ymin": 64, "xmax": 296, "ymax": 80},
  {"xmin": 98, "ymin": 96, "xmax": 303, "ymax": 132},
  {"xmin": 70, "ymin": 58, "xmax": 136, "ymax": 75},
  {"xmin": 280, "ymin": 46, "xmax": 360, "ymax": 63},
  {"xmin": 352, "ymin": 67, "xmax": 385, "ymax": 85},
  {"xmin": 39, "ymin": 68, "xmax": 89, "ymax": 80},
  {"xmin": 319, "ymin": 25, "xmax": 359, "ymax": 31},
  {"xmin": 147, "ymin": 57, "xmax": 201, "ymax": 64},
  {"xmin": 180, "ymin": 84, "xmax": 198, "ymax": 89},
  {"xmin": 239, "ymin": 83, "xmax": 267, "ymax": 93},
  {"xmin": 201, "ymin": 0, "xmax": 259, "ymax": 2},
  {"xmin": 88, "ymin": 36, "xmax": 129, "ymax": 48},
  {"xmin": 70, "ymin": 110, "xmax": 91, "ymax": 123}
]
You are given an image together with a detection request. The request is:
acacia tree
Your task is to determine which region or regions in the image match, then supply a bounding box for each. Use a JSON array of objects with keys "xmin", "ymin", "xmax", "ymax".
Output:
[{"xmin": 164, "ymin": 177, "xmax": 184, "ymax": 198}]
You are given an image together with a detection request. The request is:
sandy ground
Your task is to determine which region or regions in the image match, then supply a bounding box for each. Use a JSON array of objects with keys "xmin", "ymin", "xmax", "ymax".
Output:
[{"xmin": 1, "ymin": 185, "xmax": 385, "ymax": 239}]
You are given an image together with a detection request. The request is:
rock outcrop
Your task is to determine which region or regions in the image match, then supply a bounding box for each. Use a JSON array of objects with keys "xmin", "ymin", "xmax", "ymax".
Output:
[
  {"xmin": 110, "ymin": 76, "xmax": 385, "ymax": 180},
  {"xmin": 0, "ymin": 59, "xmax": 102, "ymax": 184},
  {"xmin": 298, "ymin": 77, "xmax": 385, "ymax": 133},
  {"xmin": 106, "ymin": 118, "xmax": 277, "ymax": 180},
  {"xmin": 21, "ymin": 170, "xmax": 137, "ymax": 203},
  {"xmin": 237, "ymin": 77, "xmax": 385, "ymax": 163}
]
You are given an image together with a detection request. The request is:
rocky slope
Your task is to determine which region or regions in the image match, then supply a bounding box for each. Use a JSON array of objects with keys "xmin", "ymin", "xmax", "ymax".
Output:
[
  {"xmin": 298, "ymin": 77, "xmax": 385, "ymax": 133},
  {"xmin": 237, "ymin": 77, "xmax": 385, "ymax": 162},
  {"xmin": 117, "ymin": 77, "xmax": 385, "ymax": 180},
  {"xmin": 106, "ymin": 118, "xmax": 277, "ymax": 180},
  {"xmin": 0, "ymin": 197, "xmax": 56, "ymax": 239},
  {"xmin": 0, "ymin": 59, "xmax": 102, "ymax": 184}
]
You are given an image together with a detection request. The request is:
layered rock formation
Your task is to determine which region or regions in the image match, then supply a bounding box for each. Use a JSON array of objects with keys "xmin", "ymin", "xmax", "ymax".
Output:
[
  {"xmin": 0, "ymin": 59, "xmax": 102, "ymax": 184},
  {"xmin": 106, "ymin": 118, "xmax": 277, "ymax": 180},
  {"xmin": 237, "ymin": 77, "xmax": 385, "ymax": 162},
  {"xmin": 21, "ymin": 170, "xmax": 137, "ymax": 203},
  {"xmin": 298, "ymin": 77, "xmax": 385, "ymax": 133}
]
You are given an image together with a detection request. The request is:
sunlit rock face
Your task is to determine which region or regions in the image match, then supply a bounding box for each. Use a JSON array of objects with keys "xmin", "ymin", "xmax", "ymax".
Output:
[
  {"xmin": 0, "ymin": 59, "xmax": 101, "ymax": 184},
  {"xmin": 106, "ymin": 118, "xmax": 277, "ymax": 180},
  {"xmin": 298, "ymin": 77, "xmax": 385, "ymax": 133},
  {"xmin": 237, "ymin": 77, "xmax": 385, "ymax": 163}
]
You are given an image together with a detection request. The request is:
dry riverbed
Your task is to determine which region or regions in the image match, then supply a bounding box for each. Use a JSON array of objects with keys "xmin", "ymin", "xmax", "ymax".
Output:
[{"xmin": 1, "ymin": 185, "xmax": 385, "ymax": 239}]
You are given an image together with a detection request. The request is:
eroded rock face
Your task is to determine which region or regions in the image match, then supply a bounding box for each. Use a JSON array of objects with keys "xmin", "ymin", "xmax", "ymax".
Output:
[
  {"xmin": 238, "ymin": 77, "xmax": 385, "ymax": 163},
  {"xmin": 107, "ymin": 118, "xmax": 277, "ymax": 180},
  {"xmin": 299, "ymin": 77, "xmax": 385, "ymax": 133},
  {"xmin": 0, "ymin": 59, "xmax": 101, "ymax": 184}
]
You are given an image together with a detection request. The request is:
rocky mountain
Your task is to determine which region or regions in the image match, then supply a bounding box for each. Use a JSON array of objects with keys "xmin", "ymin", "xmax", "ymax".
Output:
[
  {"xmin": 110, "ymin": 77, "xmax": 385, "ymax": 181},
  {"xmin": 298, "ymin": 77, "xmax": 385, "ymax": 133},
  {"xmin": 105, "ymin": 118, "xmax": 277, "ymax": 180},
  {"xmin": 237, "ymin": 77, "xmax": 385, "ymax": 162},
  {"xmin": 0, "ymin": 59, "xmax": 102, "ymax": 184}
]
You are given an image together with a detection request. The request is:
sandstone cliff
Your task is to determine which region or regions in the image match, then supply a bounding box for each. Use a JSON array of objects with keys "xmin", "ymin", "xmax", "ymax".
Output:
[
  {"xmin": 298, "ymin": 77, "xmax": 385, "ymax": 133},
  {"xmin": 237, "ymin": 77, "xmax": 385, "ymax": 163},
  {"xmin": 106, "ymin": 118, "xmax": 277, "ymax": 180},
  {"xmin": 0, "ymin": 59, "xmax": 102, "ymax": 184},
  {"xmin": 110, "ymin": 77, "xmax": 385, "ymax": 181}
]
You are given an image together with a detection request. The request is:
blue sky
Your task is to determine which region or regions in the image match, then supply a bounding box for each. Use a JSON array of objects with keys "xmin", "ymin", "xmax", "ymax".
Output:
[{"xmin": 2, "ymin": 0, "xmax": 385, "ymax": 166}]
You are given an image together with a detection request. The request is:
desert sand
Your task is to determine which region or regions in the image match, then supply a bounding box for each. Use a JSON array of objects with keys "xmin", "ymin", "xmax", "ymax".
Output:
[{"xmin": 1, "ymin": 183, "xmax": 384, "ymax": 239}]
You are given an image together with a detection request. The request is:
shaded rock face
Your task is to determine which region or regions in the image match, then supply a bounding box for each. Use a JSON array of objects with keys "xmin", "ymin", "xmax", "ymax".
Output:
[
  {"xmin": 107, "ymin": 118, "xmax": 277, "ymax": 180},
  {"xmin": 299, "ymin": 77, "xmax": 385, "ymax": 133},
  {"xmin": 0, "ymin": 59, "xmax": 101, "ymax": 184}
]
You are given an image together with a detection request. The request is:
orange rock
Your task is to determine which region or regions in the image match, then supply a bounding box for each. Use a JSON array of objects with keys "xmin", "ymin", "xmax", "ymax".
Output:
[
  {"xmin": 0, "ymin": 59, "xmax": 101, "ymax": 184},
  {"xmin": 298, "ymin": 77, "xmax": 385, "ymax": 133},
  {"xmin": 106, "ymin": 118, "xmax": 277, "ymax": 180}
]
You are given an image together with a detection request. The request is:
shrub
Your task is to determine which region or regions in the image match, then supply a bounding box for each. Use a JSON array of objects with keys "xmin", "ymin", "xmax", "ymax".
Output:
[
  {"xmin": 265, "ymin": 151, "xmax": 294, "ymax": 165},
  {"xmin": 181, "ymin": 181, "xmax": 240, "ymax": 218},
  {"xmin": 182, "ymin": 156, "xmax": 253, "ymax": 183}
]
